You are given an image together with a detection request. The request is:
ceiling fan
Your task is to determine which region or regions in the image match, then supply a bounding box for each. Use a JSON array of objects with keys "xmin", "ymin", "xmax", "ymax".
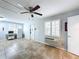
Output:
[{"xmin": 20, "ymin": 5, "xmax": 42, "ymax": 17}]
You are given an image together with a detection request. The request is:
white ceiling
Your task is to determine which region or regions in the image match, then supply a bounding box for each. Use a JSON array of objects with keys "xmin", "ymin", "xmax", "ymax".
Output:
[{"xmin": 0, "ymin": 0, "xmax": 79, "ymax": 22}]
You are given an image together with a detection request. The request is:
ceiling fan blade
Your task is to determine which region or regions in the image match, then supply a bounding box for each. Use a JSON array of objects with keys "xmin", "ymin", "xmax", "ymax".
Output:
[
  {"xmin": 34, "ymin": 12, "xmax": 42, "ymax": 16},
  {"xmin": 31, "ymin": 5, "xmax": 40, "ymax": 11},
  {"xmin": 24, "ymin": 7, "xmax": 29, "ymax": 11},
  {"xmin": 20, "ymin": 12, "xmax": 29, "ymax": 14}
]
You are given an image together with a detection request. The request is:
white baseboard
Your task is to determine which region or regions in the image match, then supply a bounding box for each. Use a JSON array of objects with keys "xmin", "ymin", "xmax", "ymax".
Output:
[{"xmin": 33, "ymin": 39, "xmax": 53, "ymax": 46}]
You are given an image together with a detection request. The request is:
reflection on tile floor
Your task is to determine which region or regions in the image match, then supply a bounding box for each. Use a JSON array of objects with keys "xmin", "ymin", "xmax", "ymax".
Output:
[{"xmin": 0, "ymin": 39, "xmax": 79, "ymax": 59}]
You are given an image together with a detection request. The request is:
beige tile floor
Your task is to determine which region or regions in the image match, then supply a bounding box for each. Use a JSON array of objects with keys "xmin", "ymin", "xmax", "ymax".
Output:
[{"xmin": 0, "ymin": 39, "xmax": 79, "ymax": 59}]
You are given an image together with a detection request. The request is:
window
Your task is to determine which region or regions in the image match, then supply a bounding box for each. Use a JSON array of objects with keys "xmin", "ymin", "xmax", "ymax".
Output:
[
  {"xmin": 45, "ymin": 20, "xmax": 60, "ymax": 37},
  {"xmin": 45, "ymin": 21, "xmax": 51, "ymax": 36}
]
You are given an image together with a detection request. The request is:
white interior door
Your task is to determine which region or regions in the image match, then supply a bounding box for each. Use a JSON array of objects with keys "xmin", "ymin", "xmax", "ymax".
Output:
[
  {"xmin": 68, "ymin": 15, "xmax": 79, "ymax": 55},
  {"xmin": 29, "ymin": 20, "xmax": 35, "ymax": 40}
]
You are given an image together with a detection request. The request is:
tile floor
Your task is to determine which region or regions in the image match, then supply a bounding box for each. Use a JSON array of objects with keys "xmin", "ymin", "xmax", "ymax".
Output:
[{"xmin": 0, "ymin": 39, "xmax": 79, "ymax": 59}]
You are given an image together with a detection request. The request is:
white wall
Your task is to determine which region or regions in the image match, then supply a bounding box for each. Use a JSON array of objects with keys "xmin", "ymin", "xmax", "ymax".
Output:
[
  {"xmin": 23, "ymin": 18, "xmax": 45, "ymax": 42},
  {"xmin": 0, "ymin": 18, "xmax": 24, "ymax": 40},
  {"xmin": 43, "ymin": 9, "xmax": 79, "ymax": 50},
  {"xmin": 23, "ymin": 9, "xmax": 79, "ymax": 52},
  {"xmin": 0, "ymin": 21, "xmax": 23, "ymax": 40}
]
